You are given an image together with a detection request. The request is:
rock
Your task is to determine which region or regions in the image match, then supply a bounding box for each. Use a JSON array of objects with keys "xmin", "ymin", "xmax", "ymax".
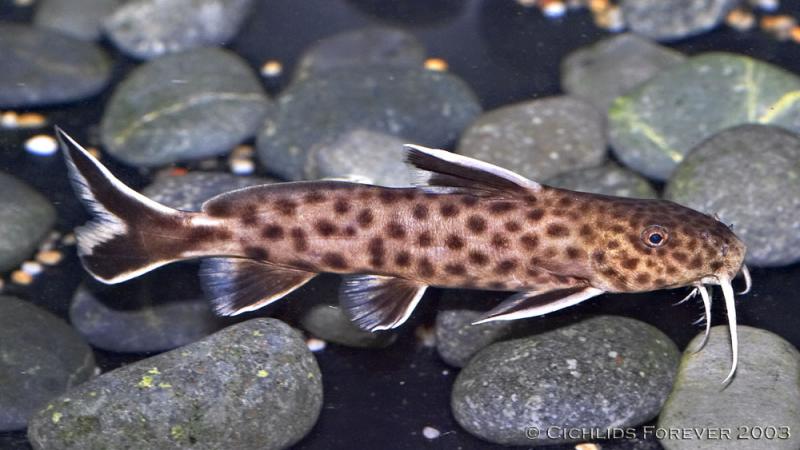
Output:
[
  {"xmin": 256, "ymin": 66, "xmax": 481, "ymax": 180},
  {"xmin": 34, "ymin": 0, "xmax": 122, "ymax": 41},
  {"xmin": 0, "ymin": 296, "xmax": 95, "ymax": 431},
  {"xmin": 435, "ymin": 310, "xmax": 513, "ymax": 368},
  {"xmin": 0, "ymin": 24, "xmax": 111, "ymax": 107},
  {"xmin": 609, "ymin": 52, "xmax": 800, "ymax": 180},
  {"xmin": 621, "ymin": 0, "xmax": 737, "ymax": 41},
  {"xmin": 69, "ymin": 284, "xmax": 228, "ymax": 353},
  {"xmin": 101, "ymin": 48, "xmax": 269, "ymax": 167},
  {"xmin": 306, "ymin": 129, "xmax": 413, "ymax": 185},
  {"xmin": 28, "ymin": 319, "xmax": 322, "ymax": 450},
  {"xmin": 451, "ymin": 315, "xmax": 679, "ymax": 446},
  {"xmin": 143, "ymin": 171, "xmax": 275, "ymax": 211},
  {"xmin": 0, "ymin": 173, "xmax": 56, "ymax": 272},
  {"xmin": 546, "ymin": 161, "xmax": 658, "ymax": 199},
  {"xmin": 457, "ymin": 96, "xmax": 607, "ymax": 181},
  {"xmin": 664, "ymin": 125, "xmax": 800, "ymax": 267},
  {"xmin": 658, "ymin": 326, "xmax": 800, "ymax": 450},
  {"xmin": 103, "ymin": 0, "xmax": 254, "ymax": 59},
  {"xmin": 300, "ymin": 305, "xmax": 396, "ymax": 348},
  {"xmin": 561, "ymin": 33, "xmax": 686, "ymax": 111},
  {"xmin": 295, "ymin": 27, "xmax": 426, "ymax": 81}
]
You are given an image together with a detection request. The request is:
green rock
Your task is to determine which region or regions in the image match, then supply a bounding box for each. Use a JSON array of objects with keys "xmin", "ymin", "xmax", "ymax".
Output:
[
  {"xmin": 27, "ymin": 319, "xmax": 322, "ymax": 450},
  {"xmin": 435, "ymin": 309, "xmax": 513, "ymax": 368},
  {"xmin": 658, "ymin": 326, "xmax": 800, "ymax": 450},
  {"xmin": 609, "ymin": 52, "xmax": 800, "ymax": 180},
  {"xmin": 300, "ymin": 304, "xmax": 396, "ymax": 348},
  {"xmin": 546, "ymin": 161, "xmax": 658, "ymax": 199},
  {"xmin": 0, "ymin": 172, "xmax": 56, "ymax": 271}
]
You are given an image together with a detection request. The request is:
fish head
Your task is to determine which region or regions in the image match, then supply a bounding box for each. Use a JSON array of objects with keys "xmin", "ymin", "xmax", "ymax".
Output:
[{"xmin": 588, "ymin": 198, "xmax": 747, "ymax": 293}]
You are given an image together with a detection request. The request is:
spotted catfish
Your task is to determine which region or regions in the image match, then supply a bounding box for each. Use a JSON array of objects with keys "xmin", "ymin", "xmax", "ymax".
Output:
[{"xmin": 57, "ymin": 128, "xmax": 750, "ymax": 382}]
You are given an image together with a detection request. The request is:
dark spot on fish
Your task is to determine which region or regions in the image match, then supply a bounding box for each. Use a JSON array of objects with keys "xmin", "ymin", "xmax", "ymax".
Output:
[
  {"xmin": 592, "ymin": 250, "xmax": 606, "ymax": 263},
  {"xmin": 344, "ymin": 226, "xmax": 357, "ymax": 237},
  {"xmin": 315, "ymin": 220, "xmax": 337, "ymax": 237},
  {"xmin": 417, "ymin": 231, "xmax": 433, "ymax": 247},
  {"xmin": 440, "ymin": 202, "xmax": 460, "ymax": 217},
  {"xmin": 489, "ymin": 202, "xmax": 516, "ymax": 214},
  {"xmin": 290, "ymin": 227, "xmax": 308, "ymax": 252},
  {"xmin": 579, "ymin": 224, "xmax": 593, "ymax": 237},
  {"xmin": 504, "ymin": 221, "xmax": 521, "ymax": 232},
  {"xmin": 491, "ymin": 234, "xmax": 509, "ymax": 249},
  {"xmin": 244, "ymin": 246, "xmax": 269, "ymax": 260},
  {"xmin": 665, "ymin": 264, "xmax": 678, "ymax": 275},
  {"xmin": 546, "ymin": 223, "xmax": 569, "ymax": 237},
  {"xmin": 304, "ymin": 192, "xmax": 326, "ymax": 203},
  {"xmin": 402, "ymin": 190, "xmax": 416, "ymax": 200},
  {"xmin": 379, "ymin": 190, "xmax": 399, "ymax": 204},
  {"xmin": 495, "ymin": 259, "xmax": 517, "ymax": 274},
  {"xmin": 386, "ymin": 222, "xmax": 406, "ymax": 239},
  {"xmin": 418, "ymin": 257, "xmax": 435, "ymax": 277},
  {"xmin": 710, "ymin": 261, "xmax": 724, "ymax": 272},
  {"xmin": 333, "ymin": 199, "xmax": 350, "ymax": 214},
  {"xmin": 205, "ymin": 201, "xmax": 232, "ymax": 217},
  {"xmin": 671, "ymin": 251, "xmax": 689, "ymax": 264},
  {"xmin": 289, "ymin": 260, "xmax": 317, "ymax": 272},
  {"xmin": 523, "ymin": 194, "xmax": 537, "ymax": 204},
  {"xmin": 368, "ymin": 238, "xmax": 385, "ymax": 267},
  {"xmin": 607, "ymin": 240, "xmax": 620, "ymax": 250},
  {"xmin": 645, "ymin": 259, "xmax": 656, "ymax": 268},
  {"xmin": 468, "ymin": 251, "xmax": 488, "ymax": 266},
  {"xmin": 275, "ymin": 198, "xmax": 297, "ymax": 216},
  {"xmin": 621, "ymin": 257, "xmax": 639, "ymax": 270},
  {"xmin": 187, "ymin": 226, "xmax": 216, "ymax": 242},
  {"xmin": 557, "ymin": 197, "xmax": 573, "ymax": 207},
  {"xmin": 689, "ymin": 255, "xmax": 703, "ymax": 270},
  {"xmin": 215, "ymin": 229, "xmax": 232, "ymax": 240},
  {"xmin": 356, "ymin": 209, "xmax": 374, "ymax": 228},
  {"xmin": 240, "ymin": 208, "xmax": 258, "ymax": 226},
  {"xmin": 609, "ymin": 224, "xmax": 625, "ymax": 234},
  {"xmin": 654, "ymin": 277, "xmax": 667, "ymax": 286},
  {"xmin": 461, "ymin": 196, "xmax": 479, "ymax": 207},
  {"xmin": 552, "ymin": 209, "xmax": 568, "ymax": 217},
  {"xmin": 395, "ymin": 251, "xmax": 412, "ymax": 267},
  {"xmin": 466, "ymin": 215, "xmax": 487, "ymax": 234},
  {"xmin": 543, "ymin": 247, "xmax": 557, "ymax": 258},
  {"xmin": 446, "ymin": 234, "xmax": 464, "ymax": 250},
  {"xmin": 530, "ymin": 256, "xmax": 542, "ymax": 266},
  {"xmin": 444, "ymin": 263, "xmax": 466, "ymax": 276},
  {"xmin": 527, "ymin": 209, "xmax": 545, "ymax": 222},
  {"xmin": 686, "ymin": 239, "xmax": 698, "ymax": 251},
  {"xmin": 635, "ymin": 273, "xmax": 651, "ymax": 284},
  {"xmin": 357, "ymin": 189, "xmax": 372, "ymax": 200},
  {"xmin": 323, "ymin": 252, "xmax": 348, "ymax": 269},
  {"xmin": 261, "ymin": 224, "xmax": 284, "ymax": 240},
  {"xmin": 519, "ymin": 233, "xmax": 538, "ymax": 250},
  {"xmin": 488, "ymin": 281, "xmax": 506, "ymax": 289},
  {"xmin": 412, "ymin": 204, "xmax": 428, "ymax": 220},
  {"xmin": 565, "ymin": 247, "xmax": 583, "ymax": 259}
]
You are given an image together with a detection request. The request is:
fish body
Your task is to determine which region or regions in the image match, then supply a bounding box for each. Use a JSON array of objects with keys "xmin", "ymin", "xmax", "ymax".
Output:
[{"xmin": 56, "ymin": 129, "xmax": 749, "ymax": 382}]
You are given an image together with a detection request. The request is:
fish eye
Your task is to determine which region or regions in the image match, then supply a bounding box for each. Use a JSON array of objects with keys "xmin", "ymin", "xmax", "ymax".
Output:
[{"xmin": 641, "ymin": 225, "xmax": 668, "ymax": 248}]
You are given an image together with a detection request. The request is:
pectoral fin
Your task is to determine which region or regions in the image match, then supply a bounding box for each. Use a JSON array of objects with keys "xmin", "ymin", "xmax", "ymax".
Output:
[
  {"xmin": 339, "ymin": 275, "xmax": 427, "ymax": 331},
  {"xmin": 472, "ymin": 286, "xmax": 605, "ymax": 324},
  {"xmin": 200, "ymin": 258, "xmax": 317, "ymax": 315}
]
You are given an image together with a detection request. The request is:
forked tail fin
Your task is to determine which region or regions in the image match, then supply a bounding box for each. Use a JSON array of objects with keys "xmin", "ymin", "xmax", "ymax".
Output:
[{"xmin": 57, "ymin": 127, "xmax": 191, "ymax": 284}]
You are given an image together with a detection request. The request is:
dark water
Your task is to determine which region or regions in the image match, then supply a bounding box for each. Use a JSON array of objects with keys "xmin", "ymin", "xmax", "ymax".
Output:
[{"xmin": 1, "ymin": 1, "xmax": 800, "ymax": 449}]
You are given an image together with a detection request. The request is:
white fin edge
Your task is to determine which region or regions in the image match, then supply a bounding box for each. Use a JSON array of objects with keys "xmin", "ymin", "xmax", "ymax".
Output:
[{"xmin": 472, "ymin": 287, "xmax": 604, "ymax": 324}]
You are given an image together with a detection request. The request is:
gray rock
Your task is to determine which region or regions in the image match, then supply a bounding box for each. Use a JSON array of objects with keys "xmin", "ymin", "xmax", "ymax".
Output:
[
  {"xmin": 0, "ymin": 24, "xmax": 111, "ymax": 107},
  {"xmin": 609, "ymin": 52, "xmax": 800, "ymax": 180},
  {"xmin": 452, "ymin": 315, "xmax": 679, "ymax": 446},
  {"xmin": 0, "ymin": 296, "xmax": 95, "ymax": 431},
  {"xmin": 257, "ymin": 66, "xmax": 481, "ymax": 180},
  {"xmin": 561, "ymin": 33, "xmax": 686, "ymax": 111},
  {"xmin": 435, "ymin": 310, "xmax": 513, "ymax": 368},
  {"xmin": 546, "ymin": 161, "xmax": 658, "ymax": 199},
  {"xmin": 621, "ymin": 0, "xmax": 737, "ymax": 41},
  {"xmin": 34, "ymin": 0, "xmax": 122, "ymax": 41},
  {"xmin": 306, "ymin": 129, "xmax": 413, "ymax": 186},
  {"xmin": 69, "ymin": 284, "xmax": 228, "ymax": 353},
  {"xmin": 0, "ymin": 173, "xmax": 56, "ymax": 272},
  {"xmin": 143, "ymin": 171, "xmax": 275, "ymax": 211},
  {"xmin": 27, "ymin": 319, "xmax": 322, "ymax": 450},
  {"xmin": 101, "ymin": 47, "xmax": 269, "ymax": 167},
  {"xmin": 664, "ymin": 125, "xmax": 800, "ymax": 267},
  {"xmin": 295, "ymin": 27, "xmax": 426, "ymax": 81},
  {"xmin": 300, "ymin": 305, "xmax": 396, "ymax": 348},
  {"xmin": 658, "ymin": 326, "xmax": 800, "ymax": 450},
  {"xmin": 457, "ymin": 96, "xmax": 607, "ymax": 181},
  {"xmin": 104, "ymin": 0, "xmax": 254, "ymax": 59}
]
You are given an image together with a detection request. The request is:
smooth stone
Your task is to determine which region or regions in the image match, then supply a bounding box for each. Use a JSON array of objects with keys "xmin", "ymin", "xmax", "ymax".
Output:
[
  {"xmin": 658, "ymin": 326, "xmax": 800, "ymax": 450},
  {"xmin": 435, "ymin": 310, "xmax": 513, "ymax": 368},
  {"xmin": 621, "ymin": 0, "xmax": 737, "ymax": 41},
  {"xmin": 294, "ymin": 26, "xmax": 426, "ymax": 81},
  {"xmin": 561, "ymin": 33, "xmax": 686, "ymax": 111},
  {"xmin": 546, "ymin": 161, "xmax": 658, "ymax": 199},
  {"xmin": 0, "ymin": 24, "xmax": 111, "ymax": 107},
  {"xmin": 34, "ymin": 0, "xmax": 122, "ymax": 41},
  {"xmin": 257, "ymin": 66, "xmax": 481, "ymax": 180},
  {"xmin": 104, "ymin": 0, "xmax": 254, "ymax": 59},
  {"xmin": 452, "ymin": 315, "xmax": 679, "ymax": 446},
  {"xmin": 305, "ymin": 129, "xmax": 414, "ymax": 186},
  {"xmin": 300, "ymin": 305, "xmax": 396, "ymax": 348},
  {"xmin": 664, "ymin": 124, "xmax": 800, "ymax": 267},
  {"xmin": 69, "ymin": 284, "xmax": 228, "ymax": 353},
  {"xmin": 28, "ymin": 319, "xmax": 323, "ymax": 450},
  {"xmin": 143, "ymin": 171, "xmax": 275, "ymax": 211},
  {"xmin": 101, "ymin": 47, "xmax": 269, "ymax": 167},
  {"xmin": 0, "ymin": 173, "xmax": 56, "ymax": 272},
  {"xmin": 457, "ymin": 96, "xmax": 607, "ymax": 181},
  {"xmin": 609, "ymin": 52, "xmax": 800, "ymax": 180},
  {"xmin": 0, "ymin": 296, "xmax": 96, "ymax": 431}
]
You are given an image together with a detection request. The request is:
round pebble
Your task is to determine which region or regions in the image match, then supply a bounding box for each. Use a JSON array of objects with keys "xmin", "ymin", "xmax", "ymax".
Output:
[
  {"xmin": 664, "ymin": 124, "xmax": 800, "ymax": 267},
  {"xmin": 300, "ymin": 305, "xmax": 397, "ymax": 348},
  {"xmin": 143, "ymin": 170, "xmax": 275, "ymax": 212},
  {"xmin": 0, "ymin": 173, "xmax": 56, "ymax": 272},
  {"xmin": 34, "ymin": 0, "xmax": 122, "ymax": 41},
  {"xmin": 422, "ymin": 426, "xmax": 441, "ymax": 439},
  {"xmin": 545, "ymin": 162, "xmax": 658, "ymax": 198},
  {"xmin": 457, "ymin": 96, "xmax": 607, "ymax": 181},
  {"xmin": 435, "ymin": 309, "xmax": 514, "ymax": 368},
  {"xmin": 620, "ymin": 0, "xmax": 738, "ymax": 41},
  {"xmin": 24, "ymin": 134, "xmax": 58, "ymax": 156}
]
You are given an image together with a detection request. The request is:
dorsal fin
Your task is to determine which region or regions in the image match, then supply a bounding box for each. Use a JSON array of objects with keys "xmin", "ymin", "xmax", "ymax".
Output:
[{"xmin": 404, "ymin": 144, "xmax": 541, "ymax": 196}]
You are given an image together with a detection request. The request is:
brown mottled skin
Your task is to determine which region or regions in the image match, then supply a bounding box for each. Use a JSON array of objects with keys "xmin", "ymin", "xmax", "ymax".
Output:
[{"xmin": 197, "ymin": 181, "xmax": 745, "ymax": 295}]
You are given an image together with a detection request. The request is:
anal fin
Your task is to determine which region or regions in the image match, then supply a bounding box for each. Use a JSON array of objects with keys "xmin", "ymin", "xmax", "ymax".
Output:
[
  {"xmin": 200, "ymin": 258, "xmax": 316, "ymax": 316},
  {"xmin": 339, "ymin": 275, "xmax": 427, "ymax": 331},
  {"xmin": 473, "ymin": 286, "xmax": 604, "ymax": 324}
]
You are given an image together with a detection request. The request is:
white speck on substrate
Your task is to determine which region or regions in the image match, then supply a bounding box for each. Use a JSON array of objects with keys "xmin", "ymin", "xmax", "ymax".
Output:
[
  {"xmin": 570, "ymin": 370, "xmax": 581, "ymax": 378},
  {"xmin": 422, "ymin": 426, "xmax": 441, "ymax": 440},
  {"xmin": 25, "ymin": 134, "xmax": 58, "ymax": 156},
  {"xmin": 306, "ymin": 338, "xmax": 326, "ymax": 352},
  {"xmin": 441, "ymin": 369, "xmax": 450, "ymax": 376},
  {"xmin": 21, "ymin": 261, "xmax": 43, "ymax": 276},
  {"xmin": 639, "ymin": 371, "xmax": 646, "ymax": 377},
  {"xmin": 608, "ymin": 351, "xmax": 618, "ymax": 358},
  {"xmin": 549, "ymin": 151, "xmax": 559, "ymax": 160},
  {"xmin": 566, "ymin": 359, "xmax": 577, "ymax": 369},
  {"xmin": 230, "ymin": 158, "xmax": 255, "ymax": 175}
]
